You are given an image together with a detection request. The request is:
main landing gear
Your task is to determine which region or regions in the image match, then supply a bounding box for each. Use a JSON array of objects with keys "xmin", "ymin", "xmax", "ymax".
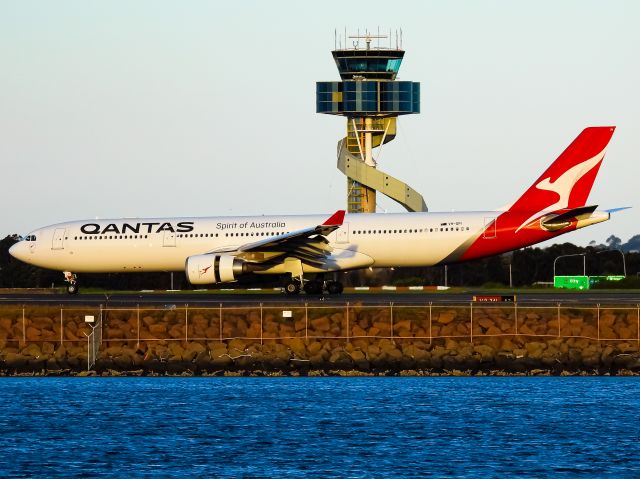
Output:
[
  {"xmin": 283, "ymin": 276, "xmax": 344, "ymax": 296},
  {"xmin": 63, "ymin": 272, "xmax": 79, "ymax": 295}
]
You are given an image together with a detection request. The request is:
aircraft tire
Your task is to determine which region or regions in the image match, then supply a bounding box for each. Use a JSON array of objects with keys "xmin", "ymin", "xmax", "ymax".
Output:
[
  {"xmin": 67, "ymin": 284, "xmax": 79, "ymax": 295},
  {"xmin": 284, "ymin": 280, "xmax": 301, "ymax": 295}
]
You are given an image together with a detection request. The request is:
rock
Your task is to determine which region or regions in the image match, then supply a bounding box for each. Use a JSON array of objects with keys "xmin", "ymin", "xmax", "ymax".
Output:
[
  {"xmin": 496, "ymin": 318, "xmax": 515, "ymax": 333},
  {"xmin": 228, "ymin": 338, "xmax": 248, "ymax": 352},
  {"xmin": 438, "ymin": 312, "xmax": 456, "ymax": 325},
  {"xmin": 473, "ymin": 345, "xmax": 495, "ymax": 362},
  {"xmin": 204, "ymin": 326, "xmax": 220, "ymax": 339},
  {"xmin": 169, "ymin": 325, "xmax": 185, "ymax": 339},
  {"xmin": 32, "ymin": 316, "xmax": 54, "ymax": 329},
  {"xmin": 383, "ymin": 348, "xmax": 403, "ymax": 360},
  {"xmin": 64, "ymin": 328, "xmax": 79, "ymax": 341},
  {"xmin": 53, "ymin": 345, "xmax": 67, "ymax": 360},
  {"xmin": 431, "ymin": 346, "xmax": 448, "ymax": 359},
  {"xmin": 284, "ymin": 338, "xmax": 307, "ymax": 357},
  {"xmin": 294, "ymin": 318, "xmax": 306, "ymax": 332},
  {"xmin": 393, "ymin": 320, "xmax": 412, "ymax": 332},
  {"xmin": 149, "ymin": 324, "xmax": 167, "ymax": 334},
  {"xmin": 307, "ymin": 342, "xmax": 323, "ymax": 355},
  {"xmin": 329, "ymin": 349, "xmax": 351, "ymax": 365},
  {"xmin": 21, "ymin": 343, "xmax": 42, "ymax": 358},
  {"xmin": 477, "ymin": 318, "xmax": 494, "ymax": 330},
  {"xmin": 444, "ymin": 339, "xmax": 459, "ymax": 351},
  {"xmin": 600, "ymin": 313, "xmax": 616, "ymax": 328},
  {"xmin": 512, "ymin": 348, "xmax": 527, "ymax": 359},
  {"xmin": 103, "ymin": 346, "xmax": 123, "ymax": 357},
  {"xmin": 599, "ymin": 327, "xmax": 617, "ymax": 340},
  {"xmin": 349, "ymin": 350, "xmax": 366, "ymax": 362},
  {"xmin": 41, "ymin": 342, "xmax": 55, "ymax": 355},
  {"xmin": 25, "ymin": 327, "xmax": 41, "ymax": 341},
  {"xmin": 310, "ymin": 316, "xmax": 330, "ymax": 332},
  {"xmin": 168, "ymin": 343, "xmax": 185, "ymax": 360},
  {"xmin": 0, "ymin": 318, "xmax": 13, "ymax": 331},
  {"xmin": 183, "ymin": 342, "xmax": 206, "ymax": 362},
  {"xmin": 245, "ymin": 322, "xmax": 261, "ymax": 338},
  {"xmin": 352, "ymin": 325, "xmax": 367, "ymax": 337},
  {"xmin": 525, "ymin": 342, "xmax": 546, "ymax": 359},
  {"xmin": 618, "ymin": 342, "xmax": 637, "ymax": 354},
  {"xmin": 367, "ymin": 327, "xmax": 381, "ymax": 337},
  {"xmin": 372, "ymin": 322, "xmax": 390, "ymax": 335},
  {"xmin": 142, "ymin": 316, "xmax": 156, "ymax": 327},
  {"xmin": 187, "ymin": 342, "xmax": 206, "ymax": 354},
  {"xmin": 618, "ymin": 327, "xmax": 635, "ymax": 340},
  {"xmin": 601, "ymin": 345, "xmax": 616, "ymax": 366}
]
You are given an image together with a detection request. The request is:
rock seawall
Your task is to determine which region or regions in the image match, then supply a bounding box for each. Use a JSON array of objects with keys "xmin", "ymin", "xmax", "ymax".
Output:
[{"xmin": 1, "ymin": 303, "xmax": 640, "ymax": 375}]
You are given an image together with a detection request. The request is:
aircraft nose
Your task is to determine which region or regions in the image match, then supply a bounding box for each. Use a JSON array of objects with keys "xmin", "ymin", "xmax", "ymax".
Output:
[{"xmin": 9, "ymin": 242, "xmax": 28, "ymax": 261}]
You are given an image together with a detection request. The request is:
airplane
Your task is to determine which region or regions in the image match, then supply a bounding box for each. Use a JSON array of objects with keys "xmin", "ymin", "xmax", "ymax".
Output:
[{"xmin": 9, "ymin": 126, "xmax": 622, "ymax": 295}]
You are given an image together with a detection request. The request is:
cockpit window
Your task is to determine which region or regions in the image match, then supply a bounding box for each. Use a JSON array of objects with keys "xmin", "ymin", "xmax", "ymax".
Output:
[{"xmin": 25, "ymin": 235, "xmax": 37, "ymax": 241}]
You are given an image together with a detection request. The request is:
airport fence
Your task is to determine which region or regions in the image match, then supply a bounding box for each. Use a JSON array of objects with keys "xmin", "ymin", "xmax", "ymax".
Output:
[{"xmin": 1, "ymin": 303, "xmax": 639, "ymax": 370}]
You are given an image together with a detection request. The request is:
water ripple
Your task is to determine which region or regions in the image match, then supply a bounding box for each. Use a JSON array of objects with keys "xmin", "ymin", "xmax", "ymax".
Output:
[{"xmin": 0, "ymin": 377, "xmax": 638, "ymax": 478}]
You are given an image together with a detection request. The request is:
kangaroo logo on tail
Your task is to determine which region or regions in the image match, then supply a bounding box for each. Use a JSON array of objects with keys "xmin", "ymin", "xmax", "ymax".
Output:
[
  {"xmin": 515, "ymin": 148, "xmax": 607, "ymax": 232},
  {"xmin": 508, "ymin": 126, "xmax": 615, "ymax": 233}
]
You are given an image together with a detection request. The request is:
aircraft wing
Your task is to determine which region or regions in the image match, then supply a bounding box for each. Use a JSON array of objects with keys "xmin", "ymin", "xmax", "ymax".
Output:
[{"xmin": 208, "ymin": 210, "xmax": 345, "ymax": 266}]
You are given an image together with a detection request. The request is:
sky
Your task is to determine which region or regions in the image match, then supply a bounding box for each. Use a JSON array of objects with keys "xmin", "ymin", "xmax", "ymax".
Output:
[{"xmin": 1, "ymin": 0, "xmax": 638, "ymax": 247}]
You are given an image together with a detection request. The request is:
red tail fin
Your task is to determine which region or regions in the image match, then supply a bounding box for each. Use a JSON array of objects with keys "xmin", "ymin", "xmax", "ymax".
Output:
[{"xmin": 509, "ymin": 126, "xmax": 615, "ymax": 216}]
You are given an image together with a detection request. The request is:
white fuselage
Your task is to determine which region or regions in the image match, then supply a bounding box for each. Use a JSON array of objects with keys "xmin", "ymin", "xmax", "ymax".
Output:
[{"xmin": 12, "ymin": 212, "xmax": 491, "ymax": 273}]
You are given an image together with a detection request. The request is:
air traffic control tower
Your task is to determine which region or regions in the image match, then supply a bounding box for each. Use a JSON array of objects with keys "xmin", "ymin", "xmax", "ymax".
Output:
[{"xmin": 316, "ymin": 30, "xmax": 426, "ymax": 213}]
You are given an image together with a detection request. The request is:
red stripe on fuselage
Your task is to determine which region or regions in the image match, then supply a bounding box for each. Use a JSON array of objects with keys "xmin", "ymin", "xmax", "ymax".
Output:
[{"xmin": 460, "ymin": 211, "xmax": 576, "ymax": 261}]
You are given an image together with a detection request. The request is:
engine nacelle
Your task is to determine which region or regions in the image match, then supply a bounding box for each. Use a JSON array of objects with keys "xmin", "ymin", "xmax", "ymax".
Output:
[{"xmin": 185, "ymin": 254, "xmax": 245, "ymax": 285}]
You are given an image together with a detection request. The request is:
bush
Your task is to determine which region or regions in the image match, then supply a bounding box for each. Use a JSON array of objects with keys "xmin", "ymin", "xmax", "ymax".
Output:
[{"xmin": 591, "ymin": 276, "xmax": 640, "ymax": 289}]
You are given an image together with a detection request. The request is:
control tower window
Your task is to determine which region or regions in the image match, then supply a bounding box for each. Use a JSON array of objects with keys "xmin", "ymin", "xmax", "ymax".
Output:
[
  {"xmin": 337, "ymin": 58, "xmax": 402, "ymax": 74},
  {"xmin": 386, "ymin": 59, "xmax": 402, "ymax": 72}
]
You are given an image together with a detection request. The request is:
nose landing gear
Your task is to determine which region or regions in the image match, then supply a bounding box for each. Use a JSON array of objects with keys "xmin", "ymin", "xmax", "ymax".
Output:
[{"xmin": 63, "ymin": 272, "xmax": 79, "ymax": 295}]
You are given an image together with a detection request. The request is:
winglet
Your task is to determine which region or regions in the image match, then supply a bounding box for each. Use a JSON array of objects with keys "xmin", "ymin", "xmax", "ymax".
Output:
[{"xmin": 323, "ymin": 210, "xmax": 346, "ymax": 226}]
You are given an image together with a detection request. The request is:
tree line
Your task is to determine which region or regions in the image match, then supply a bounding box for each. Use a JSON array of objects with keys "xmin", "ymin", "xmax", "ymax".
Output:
[{"xmin": 1, "ymin": 234, "xmax": 638, "ymax": 290}]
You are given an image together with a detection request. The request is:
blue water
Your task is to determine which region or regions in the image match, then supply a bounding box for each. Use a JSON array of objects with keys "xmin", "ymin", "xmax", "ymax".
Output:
[{"xmin": 0, "ymin": 377, "xmax": 638, "ymax": 478}]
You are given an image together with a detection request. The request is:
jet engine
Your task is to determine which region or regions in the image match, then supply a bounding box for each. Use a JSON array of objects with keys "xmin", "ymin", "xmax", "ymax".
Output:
[{"xmin": 185, "ymin": 254, "xmax": 246, "ymax": 285}]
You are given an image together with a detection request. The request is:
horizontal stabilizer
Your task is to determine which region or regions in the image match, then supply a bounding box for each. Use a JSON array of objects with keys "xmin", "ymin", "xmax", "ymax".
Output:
[{"xmin": 542, "ymin": 205, "xmax": 598, "ymax": 226}]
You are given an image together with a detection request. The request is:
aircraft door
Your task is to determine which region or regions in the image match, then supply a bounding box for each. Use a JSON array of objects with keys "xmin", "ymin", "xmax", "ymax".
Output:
[
  {"xmin": 52, "ymin": 228, "xmax": 65, "ymax": 250},
  {"xmin": 483, "ymin": 217, "xmax": 497, "ymax": 239},
  {"xmin": 163, "ymin": 230, "xmax": 176, "ymax": 247},
  {"xmin": 336, "ymin": 223, "xmax": 350, "ymax": 244}
]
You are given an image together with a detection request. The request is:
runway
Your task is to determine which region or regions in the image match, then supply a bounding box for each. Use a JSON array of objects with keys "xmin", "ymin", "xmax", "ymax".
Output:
[{"xmin": 1, "ymin": 290, "xmax": 639, "ymax": 306}]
